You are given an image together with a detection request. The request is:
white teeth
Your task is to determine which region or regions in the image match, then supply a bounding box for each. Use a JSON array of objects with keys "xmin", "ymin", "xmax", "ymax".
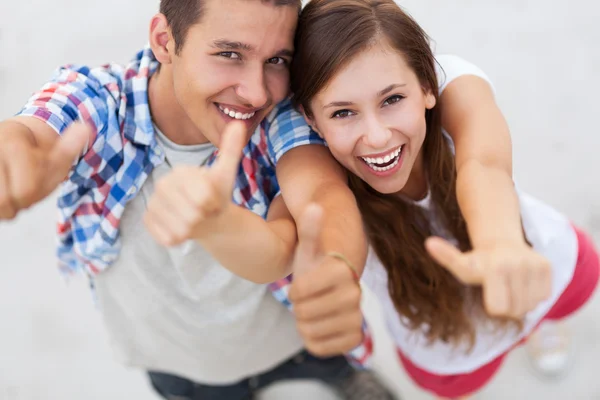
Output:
[
  {"xmin": 360, "ymin": 146, "xmax": 403, "ymax": 167},
  {"xmin": 368, "ymin": 156, "xmax": 400, "ymax": 172},
  {"xmin": 218, "ymin": 105, "xmax": 255, "ymax": 120}
]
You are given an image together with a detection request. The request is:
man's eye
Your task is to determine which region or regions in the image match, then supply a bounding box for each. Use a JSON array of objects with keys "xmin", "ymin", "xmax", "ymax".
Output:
[
  {"xmin": 267, "ymin": 57, "xmax": 287, "ymax": 65},
  {"xmin": 219, "ymin": 52, "xmax": 241, "ymax": 60},
  {"xmin": 331, "ymin": 109, "xmax": 354, "ymax": 119}
]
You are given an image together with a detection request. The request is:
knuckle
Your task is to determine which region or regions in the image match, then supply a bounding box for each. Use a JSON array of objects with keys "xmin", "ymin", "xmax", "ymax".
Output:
[
  {"xmin": 348, "ymin": 332, "xmax": 363, "ymax": 349},
  {"xmin": 494, "ymin": 262, "xmax": 512, "ymax": 277},
  {"xmin": 343, "ymin": 287, "xmax": 362, "ymax": 309},
  {"xmin": 0, "ymin": 205, "xmax": 17, "ymax": 220},
  {"xmin": 351, "ymin": 312, "xmax": 364, "ymax": 330},
  {"xmin": 485, "ymin": 301, "xmax": 505, "ymax": 317},
  {"xmin": 307, "ymin": 342, "xmax": 328, "ymax": 357},
  {"xmin": 292, "ymin": 280, "xmax": 309, "ymax": 299},
  {"xmin": 16, "ymin": 181, "xmax": 38, "ymax": 204},
  {"xmin": 155, "ymin": 178, "xmax": 170, "ymax": 192},
  {"xmin": 294, "ymin": 304, "xmax": 310, "ymax": 321},
  {"xmin": 297, "ymin": 323, "xmax": 316, "ymax": 341}
]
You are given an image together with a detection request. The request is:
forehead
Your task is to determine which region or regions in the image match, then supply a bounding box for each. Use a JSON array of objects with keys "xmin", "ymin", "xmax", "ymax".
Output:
[
  {"xmin": 194, "ymin": 0, "xmax": 297, "ymax": 49},
  {"xmin": 316, "ymin": 44, "xmax": 416, "ymax": 103}
]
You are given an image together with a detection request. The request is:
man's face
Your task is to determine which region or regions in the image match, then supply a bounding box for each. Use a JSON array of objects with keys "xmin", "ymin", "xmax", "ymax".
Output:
[{"xmin": 170, "ymin": 0, "xmax": 297, "ymax": 146}]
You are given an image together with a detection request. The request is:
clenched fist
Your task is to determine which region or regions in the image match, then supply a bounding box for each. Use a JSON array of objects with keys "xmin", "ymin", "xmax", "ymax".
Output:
[
  {"xmin": 289, "ymin": 205, "xmax": 364, "ymax": 357},
  {"xmin": 426, "ymin": 236, "xmax": 553, "ymax": 319},
  {"xmin": 144, "ymin": 121, "xmax": 247, "ymax": 246},
  {"xmin": 0, "ymin": 121, "xmax": 89, "ymax": 220}
]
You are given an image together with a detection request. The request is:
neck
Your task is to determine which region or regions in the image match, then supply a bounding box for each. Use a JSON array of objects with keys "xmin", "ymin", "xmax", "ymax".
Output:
[
  {"xmin": 148, "ymin": 66, "xmax": 209, "ymax": 145},
  {"xmin": 400, "ymin": 151, "xmax": 428, "ymax": 201}
]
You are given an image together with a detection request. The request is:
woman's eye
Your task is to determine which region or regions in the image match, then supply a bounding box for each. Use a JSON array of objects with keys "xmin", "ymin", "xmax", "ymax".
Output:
[
  {"xmin": 383, "ymin": 94, "xmax": 404, "ymax": 106},
  {"xmin": 331, "ymin": 109, "xmax": 354, "ymax": 119}
]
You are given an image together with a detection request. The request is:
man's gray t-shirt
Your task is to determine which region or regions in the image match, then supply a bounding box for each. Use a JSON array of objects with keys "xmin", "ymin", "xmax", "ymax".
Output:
[{"xmin": 94, "ymin": 127, "xmax": 303, "ymax": 384}]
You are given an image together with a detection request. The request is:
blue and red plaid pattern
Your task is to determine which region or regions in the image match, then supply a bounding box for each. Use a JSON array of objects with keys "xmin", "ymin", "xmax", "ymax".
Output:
[{"xmin": 17, "ymin": 45, "xmax": 373, "ymax": 368}]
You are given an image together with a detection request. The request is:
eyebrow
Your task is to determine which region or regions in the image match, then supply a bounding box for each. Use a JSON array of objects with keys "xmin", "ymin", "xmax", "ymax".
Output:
[
  {"xmin": 211, "ymin": 39, "xmax": 294, "ymax": 59},
  {"xmin": 211, "ymin": 39, "xmax": 254, "ymax": 51},
  {"xmin": 323, "ymin": 101, "xmax": 354, "ymax": 109},
  {"xmin": 378, "ymin": 83, "xmax": 407, "ymax": 97},
  {"xmin": 323, "ymin": 83, "xmax": 407, "ymax": 109}
]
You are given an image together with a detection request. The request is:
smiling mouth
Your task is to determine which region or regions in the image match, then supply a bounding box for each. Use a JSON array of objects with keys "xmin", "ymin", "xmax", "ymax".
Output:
[
  {"xmin": 360, "ymin": 146, "xmax": 403, "ymax": 172},
  {"xmin": 216, "ymin": 104, "xmax": 256, "ymax": 120}
]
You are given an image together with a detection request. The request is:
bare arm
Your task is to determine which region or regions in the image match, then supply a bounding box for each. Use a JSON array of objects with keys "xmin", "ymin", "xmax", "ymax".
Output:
[
  {"xmin": 3, "ymin": 116, "xmax": 61, "ymax": 149},
  {"xmin": 144, "ymin": 122, "xmax": 300, "ymax": 283},
  {"xmin": 441, "ymin": 75, "xmax": 525, "ymax": 248},
  {"xmin": 276, "ymin": 145, "xmax": 368, "ymax": 274},
  {"xmin": 194, "ymin": 195, "xmax": 297, "ymax": 283}
]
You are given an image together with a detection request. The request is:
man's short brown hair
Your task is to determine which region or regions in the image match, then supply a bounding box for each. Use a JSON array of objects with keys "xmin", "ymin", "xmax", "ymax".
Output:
[{"xmin": 160, "ymin": 0, "xmax": 302, "ymax": 54}]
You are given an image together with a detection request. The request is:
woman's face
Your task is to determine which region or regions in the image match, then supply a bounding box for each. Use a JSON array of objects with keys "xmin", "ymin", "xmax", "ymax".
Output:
[{"xmin": 307, "ymin": 42, "xmax": 436, "ymax": 195}]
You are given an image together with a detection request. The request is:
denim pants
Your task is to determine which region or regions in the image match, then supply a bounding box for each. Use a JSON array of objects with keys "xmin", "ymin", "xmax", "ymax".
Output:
[{"xmin": 148, "ymin": 350, "xmax": 354, "ymax": 400}]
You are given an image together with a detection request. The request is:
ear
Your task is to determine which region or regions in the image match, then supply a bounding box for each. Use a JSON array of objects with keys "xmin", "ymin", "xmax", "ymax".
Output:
[
  {"xmin": 149, "ymin": 13, "xmax": 175, "ymax": 65},
  {"xmin": 424, "ymin": 90, "xmax": 436, "ymax": 110},
  {"xmin": 299, "ymin": 106, "xmax": 323, "ymax": 139}
]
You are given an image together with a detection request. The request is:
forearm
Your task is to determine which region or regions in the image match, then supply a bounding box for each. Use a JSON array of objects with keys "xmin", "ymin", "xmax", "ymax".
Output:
[
  {"xmin": 277, "ymin": 146, "xmax": 368, "ymax": 275},
  {"xmin": 308, "ymin": 181, "xmax": 368, "ymax": 274},
  {"xmin": 195, "ymin": 203, "xmax": 297, "ymax": 284},
  {"xmin": 457, "ymin": 159, "xmax": 525, "ymax": 248},
  {"xmin": 440, "ymin": 75, "xmax": 525, "ymax": 248}
]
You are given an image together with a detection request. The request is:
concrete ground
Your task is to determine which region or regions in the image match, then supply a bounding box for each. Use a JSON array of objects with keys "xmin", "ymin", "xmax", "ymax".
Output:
[{"xmin": 0, "ymin": 0, "xmax": 598, "ymax": 399}]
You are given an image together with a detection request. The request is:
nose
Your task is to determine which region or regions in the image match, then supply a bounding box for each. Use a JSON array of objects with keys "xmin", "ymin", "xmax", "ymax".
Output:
[
  {"xmin": 362, "ymin": 114, "xmax": 392, "ymax": 149},
  {"xmin": 236, "ymin": 64, "xmax": 270, "ymax": 109}
]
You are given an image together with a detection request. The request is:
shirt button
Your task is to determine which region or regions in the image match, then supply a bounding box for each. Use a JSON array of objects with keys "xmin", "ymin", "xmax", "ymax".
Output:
[{"xmin": 127, "ymin": 186, "xmax": 137, "ymax": 197}]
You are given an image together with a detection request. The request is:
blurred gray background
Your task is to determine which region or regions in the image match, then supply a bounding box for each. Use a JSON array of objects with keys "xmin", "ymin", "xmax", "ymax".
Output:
[{"xmin": 0, "ymin": 0, "xmax": 598, "ymax": 399}]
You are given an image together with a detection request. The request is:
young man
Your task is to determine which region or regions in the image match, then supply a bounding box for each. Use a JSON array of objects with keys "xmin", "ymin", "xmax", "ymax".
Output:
[
  {"xmin": 0, "ymin": 0, "xmax": 510, "ymax": 398},
  {"xmin": 0, "ymin": 1, "xmax": 386, "ymax": 399}
]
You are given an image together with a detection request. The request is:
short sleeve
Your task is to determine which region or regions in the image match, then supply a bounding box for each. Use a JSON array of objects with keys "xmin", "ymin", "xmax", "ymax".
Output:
[
  {"xmin": 264, "ymin": 98, "xmax": 325, "ymax": 164},
  {"xmin": 17, "ymin": 65, "xmax": 111, "ymax": 139},
  {"xmin": 435, "ymin": 55, "xmax": 496, "ymax": 95}
]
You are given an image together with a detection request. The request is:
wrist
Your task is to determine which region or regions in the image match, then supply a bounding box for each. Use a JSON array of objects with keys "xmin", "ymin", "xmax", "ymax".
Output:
[{"xmin": 193, "ymin": 202, "xmax": 235, "ymax": 240}]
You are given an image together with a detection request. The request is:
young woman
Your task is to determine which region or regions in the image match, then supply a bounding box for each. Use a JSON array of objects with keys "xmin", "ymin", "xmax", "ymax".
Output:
[{"xmin": 289, "ymin": 0, "xmax": 600, "ymax": 398}]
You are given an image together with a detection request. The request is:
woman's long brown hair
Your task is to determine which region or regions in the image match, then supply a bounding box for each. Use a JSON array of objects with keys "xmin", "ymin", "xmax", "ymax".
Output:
[{"xmin": 291, "ymin": 0, "xmax": 514, "ymax": 345}]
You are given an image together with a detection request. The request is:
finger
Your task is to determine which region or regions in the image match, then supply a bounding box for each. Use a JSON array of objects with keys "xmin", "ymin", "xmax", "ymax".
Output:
[
  {"xmin": 290, "ymin": 251, "xmax": 356, "ymax": 302},
  {"xmin": 210, "ymin": 121, "xmax": 247, "ymax": 195},
  {"xmin": 145, "ymin": 190, "xmax": 196, "ymax": 246},
  {"xmin": 8, "ymin": 148, "xmax": 44, "ymax": 210},
  {"xmin": 158, "ymin": 169, "xmax": 215, "ymax": 222},
  {"xmin": 294, "ymin": 283, "xmax": 361, "ymax": 322},
  {"xmin": 425, "ymin": 236, "xmax": 483, "ymax": 284},
  {"xmin": 297, "ymin": 310, "xmax": 363, "ymax": 342},
  {"xmin": 293, "ymin": 204, "xmax": 324, "ymax": 276},
  {"xmin": 0, "ymin": 161, "xmax": 18, "ymax": 219},
  {"xmin": 44, "ymin": 123, "xmax": 91, "ymax": 194},
  {"xmin": 304, "ymin": 332, "xmax": 364, "ymax": 358},
  {"xmin": 143, "ymin": 209, "xmax": 178, "ymax": 246},
  {"xmin": 528, "ymin": 258, "xmax": 552, "ymax": 311},
  {"xmin": 527, "ymin": 257, "xmax": 547, "ymax": 312},
  {"xmin": 508, "ymin": 262, "xmax": 528, "ymax": 318},
  {"xmin": 483, "ymin": 268, "xmax": 511, "ymax": 316},
  {"xmin": 180, "ymin": 175, "xmax": 222, "ymax": 218}
]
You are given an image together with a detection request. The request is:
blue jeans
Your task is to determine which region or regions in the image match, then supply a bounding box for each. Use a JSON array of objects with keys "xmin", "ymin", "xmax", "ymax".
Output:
[{"xmin": 148, "ymin": 350, "xmax": 353, "ymax": 400}]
